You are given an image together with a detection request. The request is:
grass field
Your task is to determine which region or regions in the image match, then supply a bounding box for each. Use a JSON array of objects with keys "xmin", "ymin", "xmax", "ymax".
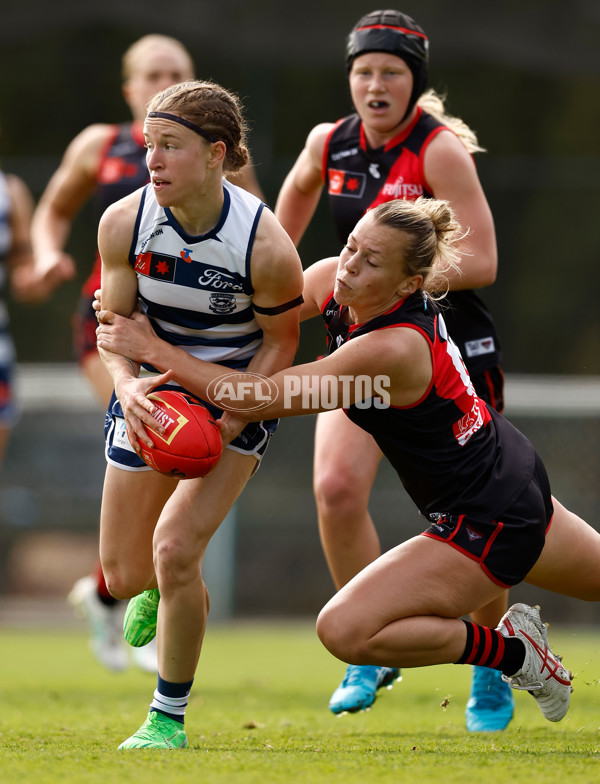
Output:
[{"xmin": 2, "ymin": 621, "xmax": 600, "ymax": 783}]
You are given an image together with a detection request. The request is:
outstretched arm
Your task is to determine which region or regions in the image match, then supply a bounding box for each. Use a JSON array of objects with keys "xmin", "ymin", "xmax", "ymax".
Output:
[
  {"xmin": 96, "ymin": 307, "xmax": 431, "ymax": 427},
  {"xmin": 28, "ymin": 124, "xmax": 114, "ymax": 301}
]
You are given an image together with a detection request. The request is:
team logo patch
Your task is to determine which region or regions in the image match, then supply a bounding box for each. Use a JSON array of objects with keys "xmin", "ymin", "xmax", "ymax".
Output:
[
  {"xmin": 465, "ymin": 337, "xmax": 495, "ymax": 358},
  {"xmin": 466, "ymin": 525, "xmax": 484, "ymax": 542},
  {"xmin": 328, "ymin": 169, "xmax": 366, "ymax": 198},
  {"xmin": 134, "ymin": 252, "xmax": 176, "ymax": 281},
  {"xmin": 208, "ymin": 293, "xmax": 236, "ymax": 314},
  {"xmin": 113, "ymin": 418, "xmax": 136, "ymax": 453}
]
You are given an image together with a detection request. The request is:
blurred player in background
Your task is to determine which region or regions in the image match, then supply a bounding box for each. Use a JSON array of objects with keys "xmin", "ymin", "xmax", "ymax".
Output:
[
  {"xmin": 29, "ymin": 34, "xmax": 263, "ymax": 675},
  {"xmin": 274, "ymin": 9, "xmax": 511, "ymax": 731},
  {"xmin": 0, "ymin": 134, "xmax": 36, "ymax": 463}
]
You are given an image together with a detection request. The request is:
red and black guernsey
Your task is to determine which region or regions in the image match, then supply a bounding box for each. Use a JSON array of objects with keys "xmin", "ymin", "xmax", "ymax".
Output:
[
  {"xmin": 95, "ymin": 122, "xmax": 149, "ymax": 214},
  {"xmin": 82, "ymin": 123, "xmax": 149, "ymax": 297},
  {"xmin": 322, "ymin": 290, "xmax": 533, "ymax": 520},
  {"xmin": 323, "ymin": 108, "xmax": 501, "ymax": 376}
]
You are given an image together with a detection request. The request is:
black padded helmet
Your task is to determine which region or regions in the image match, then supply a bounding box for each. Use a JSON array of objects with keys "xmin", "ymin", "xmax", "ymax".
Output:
[{"xmin": 346, "ymin": 10, "xmax": 429, "ymax": 121}]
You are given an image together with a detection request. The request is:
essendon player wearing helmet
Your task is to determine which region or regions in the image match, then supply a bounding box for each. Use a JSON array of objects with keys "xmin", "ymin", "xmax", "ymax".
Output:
[{"xmin": 346, "ymin": 10, "xmax": 429, "ymax": 122}]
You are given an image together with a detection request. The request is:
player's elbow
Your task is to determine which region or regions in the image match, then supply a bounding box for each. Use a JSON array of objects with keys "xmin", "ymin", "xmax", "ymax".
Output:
[
  {"xmin": 460, "ymin": 252, "xmax": 497, "ymax": 290},
  {"xmin": 481, "ymin": 252, "xmax": 498, "ymax": 285}
]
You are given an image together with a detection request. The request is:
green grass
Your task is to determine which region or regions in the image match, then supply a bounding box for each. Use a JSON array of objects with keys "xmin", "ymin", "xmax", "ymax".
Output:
[{"xmin": 2, "ymin": 622, "xmax": 600, "ymax": 783}]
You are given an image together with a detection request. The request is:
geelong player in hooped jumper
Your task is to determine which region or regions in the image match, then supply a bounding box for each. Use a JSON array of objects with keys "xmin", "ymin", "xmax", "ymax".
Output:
[
  {"xmin": 96, "ymin": 79, "xmax": 303, "ymax": 749},
  {"xmin": 275, "ymin": 9, "xmax": 510, "ymax": 729},
  {"xmin": 97, "ymin": 196, "xmax": 600, "ymax": 734},
  {"xmin": 0, "ymin": 156, "xmax": 36, "ymax": 461},
  {"xmin": 30, "ymin": 36, "xmax": 264, "ymax": 676}
]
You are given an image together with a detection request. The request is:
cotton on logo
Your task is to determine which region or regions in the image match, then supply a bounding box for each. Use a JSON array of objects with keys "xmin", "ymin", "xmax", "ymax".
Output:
[{"xmin": 206, "ymin": 372, "xmax": 279, "ymax": 412}]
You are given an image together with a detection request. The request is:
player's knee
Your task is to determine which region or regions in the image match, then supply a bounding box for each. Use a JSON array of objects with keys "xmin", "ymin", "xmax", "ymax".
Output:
[
  {"xmin": 103, "ymin": 568, "xmax": 143, "ymax": 600},
  {"xmin": 314, "ymin": 466, "xmax": 369, "ymax": 517},
  {"xmin": 316, "ymin": 603, "xmax": 365, "ymax": 662},
  {"xmin": 153, "ymin": 536, "xmax": 198, "ymax": 589}
]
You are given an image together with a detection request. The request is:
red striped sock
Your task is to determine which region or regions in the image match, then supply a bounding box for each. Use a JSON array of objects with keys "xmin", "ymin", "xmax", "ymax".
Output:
[{"xmin": 456, "ymin": 620, "xmax": 525, "ymax": 675}]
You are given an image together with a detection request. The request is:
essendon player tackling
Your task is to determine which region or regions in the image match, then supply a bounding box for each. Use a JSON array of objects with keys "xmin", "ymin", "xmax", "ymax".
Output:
[
  {"xmin": 274, "ymin": 8, "xmax": 509, "ymax": 728},
  {"xmin": 97, "ymin": 196, "xmax": 598, "ymax": 731}
]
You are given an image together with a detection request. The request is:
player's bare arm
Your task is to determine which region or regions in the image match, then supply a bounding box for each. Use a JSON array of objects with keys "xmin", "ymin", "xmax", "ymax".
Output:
[
  {"xmin": 243, "ymin": 207, "xmax": 304, "ymax": 375},
  {"xmin": 30, "ymin": 124, "xmax": 116, "ymax": 299},
  {"xmin": 424, "ymin": 130, "xmax": 497, "ymax": 290},
  {"xmin": 299, "ymin": 257, "xmax": 339, "ymax": 322},
  {"xmin": 274, "ymin": 123, "xmax": 332, "ymax": 245},
  {"xmin": 98, "ymin": 191, "xmax": 161, "ymax": 450},
  {"xmin": 230, "ymin": 325, "xmax": 433, "ymax": 420},
  {"xmin": 97, "ymin": 301, "xmax": 431, "ymax": 424},
  {"xmin": 4, "ymin": 175, "xmax": 35, "ymax": 301}
]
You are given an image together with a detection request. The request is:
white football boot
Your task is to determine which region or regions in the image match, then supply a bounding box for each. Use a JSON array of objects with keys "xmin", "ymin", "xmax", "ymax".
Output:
[
  {"xmin": 130, "ymin": 637, "xmax": 158, "ymax": 673},
  {"xmin": 68, "ymin": 575, "xmax": 128, "ymax": 672},
  {"xmin": 497, "ymin": 603, "xmax": 572, "ymax": 722}
]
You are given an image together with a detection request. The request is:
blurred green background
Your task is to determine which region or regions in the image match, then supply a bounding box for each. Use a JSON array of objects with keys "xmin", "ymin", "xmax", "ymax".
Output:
[{"xmin": 1, "ymin": 0, "xmax": 599, "ymax": 373}]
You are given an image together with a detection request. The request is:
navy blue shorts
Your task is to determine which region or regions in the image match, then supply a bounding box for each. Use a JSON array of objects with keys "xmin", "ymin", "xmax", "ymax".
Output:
[
  {"xmin": 104, "ymin": 385, "xmax": 278, "ymax": 473},
  {"xmin": 422, "ymin": 451, "xmax": 553, "ymax": 587}
]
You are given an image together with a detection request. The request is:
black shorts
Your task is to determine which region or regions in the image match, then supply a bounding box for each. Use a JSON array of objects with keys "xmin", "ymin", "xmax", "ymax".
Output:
[
  {"xmin": 72, "ymin": 295, "xmax": 98, "ymax": 363},
  {"xmin": 422, "ymin": 451, "xmax": 553, "ymax": 587},
  {"xmin": 471, "ymin": 365, "xmax": 504, "ymax": 414}
]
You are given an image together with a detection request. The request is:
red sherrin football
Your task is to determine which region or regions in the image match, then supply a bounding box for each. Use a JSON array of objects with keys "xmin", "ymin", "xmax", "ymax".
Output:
[{"xmin": 138, "ymin": 390, "xmax": 223, "ymax": 479}]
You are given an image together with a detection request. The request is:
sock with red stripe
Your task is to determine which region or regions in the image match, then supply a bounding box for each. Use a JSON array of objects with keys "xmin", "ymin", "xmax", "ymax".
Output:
[{"xmin": 456, "ymin": 620, "xmax": 525, "ymax": 676}]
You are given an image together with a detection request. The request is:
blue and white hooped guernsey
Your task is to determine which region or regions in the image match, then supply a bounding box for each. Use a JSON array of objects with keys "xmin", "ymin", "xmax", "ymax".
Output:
[
  {"xmin": 0, "ymin": 172, "xmax": 18, "ymax": 424},
  {"xmin": 129, "ymin": 178, "xmax": 265, "ymax": 372},
  {"xmin": 0, "ymin": 172, "xmax": 11, "ymax": 297},
  {"xmin": 0, "ymin": 172, "xmax": 15, "ymax": 348}
]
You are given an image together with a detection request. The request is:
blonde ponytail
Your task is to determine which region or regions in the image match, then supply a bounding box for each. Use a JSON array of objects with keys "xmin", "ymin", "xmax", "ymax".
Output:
[{"xmin": 417, "ymin": 89, "xmax": 485, "ymax": 155}]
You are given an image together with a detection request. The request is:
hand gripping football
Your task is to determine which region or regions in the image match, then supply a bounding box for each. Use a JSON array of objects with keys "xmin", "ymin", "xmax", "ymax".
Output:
[{"xmin": 138, "ymin": 389, "xmax": 223, "ymax": 479}]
